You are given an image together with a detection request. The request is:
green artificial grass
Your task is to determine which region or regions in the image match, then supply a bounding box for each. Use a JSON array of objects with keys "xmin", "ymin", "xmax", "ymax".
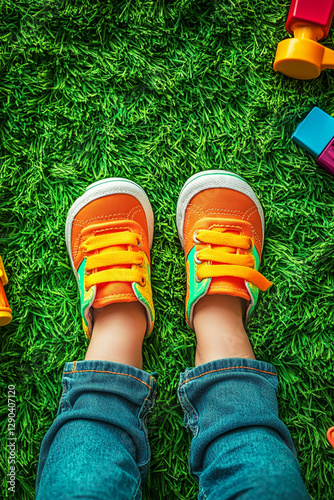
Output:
[{"xmin": 1, "ymin": 0, "xmax": 334, "ymax": 498}]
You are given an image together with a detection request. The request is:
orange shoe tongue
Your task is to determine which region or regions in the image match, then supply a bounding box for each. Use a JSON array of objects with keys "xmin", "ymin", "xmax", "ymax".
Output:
[
  {"xmin": 194, "ymin": 217, "xmax": 254, "ymax": 302},
  {"xmin": 83, "ymin": 220, "xmax": 140, "ymax": 309},
  {"xmin": 207, "ymin": 276, "xmax": 250, "ymax": 302},
  {"xmin": 93, "ymin": 243, "xmax": 137, "ymax": 308},
  {"xmin": 93, "ymin": 282, "xmax": 136, "ymax": 308}
]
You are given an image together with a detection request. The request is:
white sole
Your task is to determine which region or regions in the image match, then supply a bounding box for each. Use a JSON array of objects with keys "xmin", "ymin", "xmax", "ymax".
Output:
[
  {"xmin": 176, "ymin": 170, "xmax": 264, "ymax": 248},
  {"xmin": 65, "ymin": 178, "xmax": 154, "ymax": 271}
]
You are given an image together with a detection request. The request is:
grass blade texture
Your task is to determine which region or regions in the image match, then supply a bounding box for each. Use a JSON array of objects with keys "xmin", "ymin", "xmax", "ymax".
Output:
[{"xmin": 1, "ymin": 1, "xmax": 333, "ymax": 499}]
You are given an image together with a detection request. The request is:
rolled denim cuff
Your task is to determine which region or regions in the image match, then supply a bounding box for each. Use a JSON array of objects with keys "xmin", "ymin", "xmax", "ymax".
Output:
[
  {"xmin": 179, "ymin": 357, "xmax": 278, "ymax": 387},
  {"xmin": 178, "ymin": 357, "xmax": 296, "ymax": 477},
  {"xmin": 37, "ymin": 359, "xmax": 157, "ymax": 492},
  {"xmin": 63, "ymin": 359, "xmax": 156, "ymax": 393}
]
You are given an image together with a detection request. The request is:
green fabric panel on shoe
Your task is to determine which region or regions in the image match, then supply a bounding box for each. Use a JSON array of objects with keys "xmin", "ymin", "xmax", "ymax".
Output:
[
  {"xmin": 186, "ymin": 246, "xmax": 211, "ymax": 323},
  {"xmin": 133, "ymin": 254, "xmax": 154, "ymax": 323},
  {"xmin": 245, "ymin": 245, "xmax": 260, "ymax": 318},
  {"xmin": 78, "ymin": 258, "xmax": 95, "ymax": 330}
]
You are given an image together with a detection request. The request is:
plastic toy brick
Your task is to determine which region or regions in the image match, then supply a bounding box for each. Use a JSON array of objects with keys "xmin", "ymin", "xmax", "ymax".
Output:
[
  {"xmin": 327, "ymin": 427, "xmax": 334, "ymax": 448},
  {"xmin": 274, "ymin": 0, "xmax": 334, "ymax": 79},
  {"xmin": 286, "ymin": 0, "xmax": 334, "ymax": 38},
  {"xmin": 0, "ymin": 255, "xmax": 12, "ymax": 326},
  {"xmin": 292, "ymin": 107, "xmax": 334, "ymax": 175}
]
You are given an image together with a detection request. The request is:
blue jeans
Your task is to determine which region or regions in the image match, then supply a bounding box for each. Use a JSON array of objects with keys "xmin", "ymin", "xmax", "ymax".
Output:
[{"xmin": 36, "ymin": 358, "xmax": 310, "ymax": 499}]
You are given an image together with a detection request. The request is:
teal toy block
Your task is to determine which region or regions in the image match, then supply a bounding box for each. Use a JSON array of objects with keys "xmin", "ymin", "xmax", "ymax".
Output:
[
  {"xmin": 291, "ymin": 107, "xmax": 334, "ymax": 157},
  {"xmin": 292, "ymin": 107, "xmax": 334, "ymax": 175}
]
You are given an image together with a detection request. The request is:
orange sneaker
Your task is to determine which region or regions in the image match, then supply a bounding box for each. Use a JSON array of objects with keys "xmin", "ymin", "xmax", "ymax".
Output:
[
  {"xmin": 176, "ymin": 170, "xmax": 272, "ymax": 328},
  {"xmin": 65, "ymin": 178, "xmax": 155, "ymax": 338}
]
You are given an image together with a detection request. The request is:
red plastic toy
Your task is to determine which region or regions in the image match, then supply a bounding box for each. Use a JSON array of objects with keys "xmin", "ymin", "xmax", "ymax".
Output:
[
  {"xmin": 274, "ymin": 0, "xmax": 334, "ymax": 79},
  {"xmin": 286, "ymin": 0, "xmax": 334, "ymax": 38}
]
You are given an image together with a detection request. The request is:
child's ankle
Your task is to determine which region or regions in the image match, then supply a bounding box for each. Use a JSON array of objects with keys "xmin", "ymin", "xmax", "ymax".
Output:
[
  {"xmin": 85, "ymin": 302, "xmax": 147, "ymax": 368},
  {"xmin": 193, "ymin": 295, "xmax": 255, "ymax": 366}
]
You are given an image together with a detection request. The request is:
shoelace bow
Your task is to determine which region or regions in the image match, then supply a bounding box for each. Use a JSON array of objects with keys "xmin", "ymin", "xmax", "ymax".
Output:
[
  {"xmin": 80, "ymin": 231, "xmax": 145, "ymax": 290},
  {"xmin": 194, "ymin": 229, "xmax": 272, "ymax": 291}
]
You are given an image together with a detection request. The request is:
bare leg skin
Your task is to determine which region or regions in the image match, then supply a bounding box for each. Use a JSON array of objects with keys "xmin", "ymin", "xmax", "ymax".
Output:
[
  {"xmin": 85, "ymin": 302, "xmax": 147, "ymax": 369},
  {"xmin": 193, "ymin": 295, "xmax": 255, "ymax": 366}
]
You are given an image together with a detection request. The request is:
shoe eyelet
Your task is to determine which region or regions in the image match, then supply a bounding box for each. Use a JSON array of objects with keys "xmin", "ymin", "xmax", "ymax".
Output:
[
  {"xmin": 194, "ymin": 251, "xmax": 202, "ymax": 265},
  {"xmin": 137, "ymin": 238, "xmax": 142, "ymax": 247},
  {"xmin": 193, "ymin": 230, "xmax": 201, "ymax": 245},
  {"xmin": 140, "ymin": 276, "xmax": 146, "ymax": 286},
  {"xmin": 195, "ymin": 274, "xmax": 202, "ymax": 282},
  {"xmin": 248, "ymin": 240, "xmax": 254, "ymax": 253}
]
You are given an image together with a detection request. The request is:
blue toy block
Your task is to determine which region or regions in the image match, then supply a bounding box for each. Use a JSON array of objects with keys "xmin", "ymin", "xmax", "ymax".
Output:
[{"xmin": 291, "ymin": 107, "xmax": 334, "ymax": 157}]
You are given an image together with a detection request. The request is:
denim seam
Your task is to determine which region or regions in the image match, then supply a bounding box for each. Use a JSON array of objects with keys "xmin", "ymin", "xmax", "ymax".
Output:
[
  {"xmin": 60, "ymin": 377, "xmax": 68, "ymax": 413},
  {"xmin": 137, "ymin": 385, "xmax": 153, "ymax": 471},
  {"xmin": 60, "ymin": 375, "xmax": 74, "ymax": 413},
  {"xmin": 132, "ymin": 478, "xmax": 142, "ymax": 500},
  {"xmin": 199, "ymin": 485, "xmax": 208, "ymax": 500},
  {"xmin": 179, "ymin": 383, "xmax": 199, "ymax": 437},
  {"xmin": 63, "ymin": 369, "xmax": 153, "ymax": 390},
  {"xmin": 138, "ymin": 462, "xmax": 150, "ymax": 476},
  {"xmin": 180, "ymin": 365, "xmax": 277, "ymax": 388}
]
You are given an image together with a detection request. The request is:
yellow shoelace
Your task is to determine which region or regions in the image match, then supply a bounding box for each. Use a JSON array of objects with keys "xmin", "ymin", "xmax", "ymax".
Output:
[
  {"xmin": 194, "ymin": 229, "xmax": 272, "ymax": 291},
  {"xmin": 80, "ymin": 231, "xmax": 145, "ymax": 290}
]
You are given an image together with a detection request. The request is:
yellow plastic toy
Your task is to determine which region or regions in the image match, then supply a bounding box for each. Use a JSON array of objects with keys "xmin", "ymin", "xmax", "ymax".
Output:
[
  {"xmin": 274, "ymin": 0, "xmax": 334, "ymax": 79},
  {"xmin": 0, "ymin": 255, "xmax": 12, "ymax": 325}
]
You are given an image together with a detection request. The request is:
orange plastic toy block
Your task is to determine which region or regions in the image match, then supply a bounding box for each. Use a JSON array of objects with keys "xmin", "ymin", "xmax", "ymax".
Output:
[
  {"xmin": 0, "ymin": 255, "xmax": 12, "ymax": 326},
  {"xmin": 327, "ymin": 427, "xmax": 334, "ymax": 448},
  {"xmin": 274, "ymin": 0, "xmax": 334, "ymax": 79}
]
